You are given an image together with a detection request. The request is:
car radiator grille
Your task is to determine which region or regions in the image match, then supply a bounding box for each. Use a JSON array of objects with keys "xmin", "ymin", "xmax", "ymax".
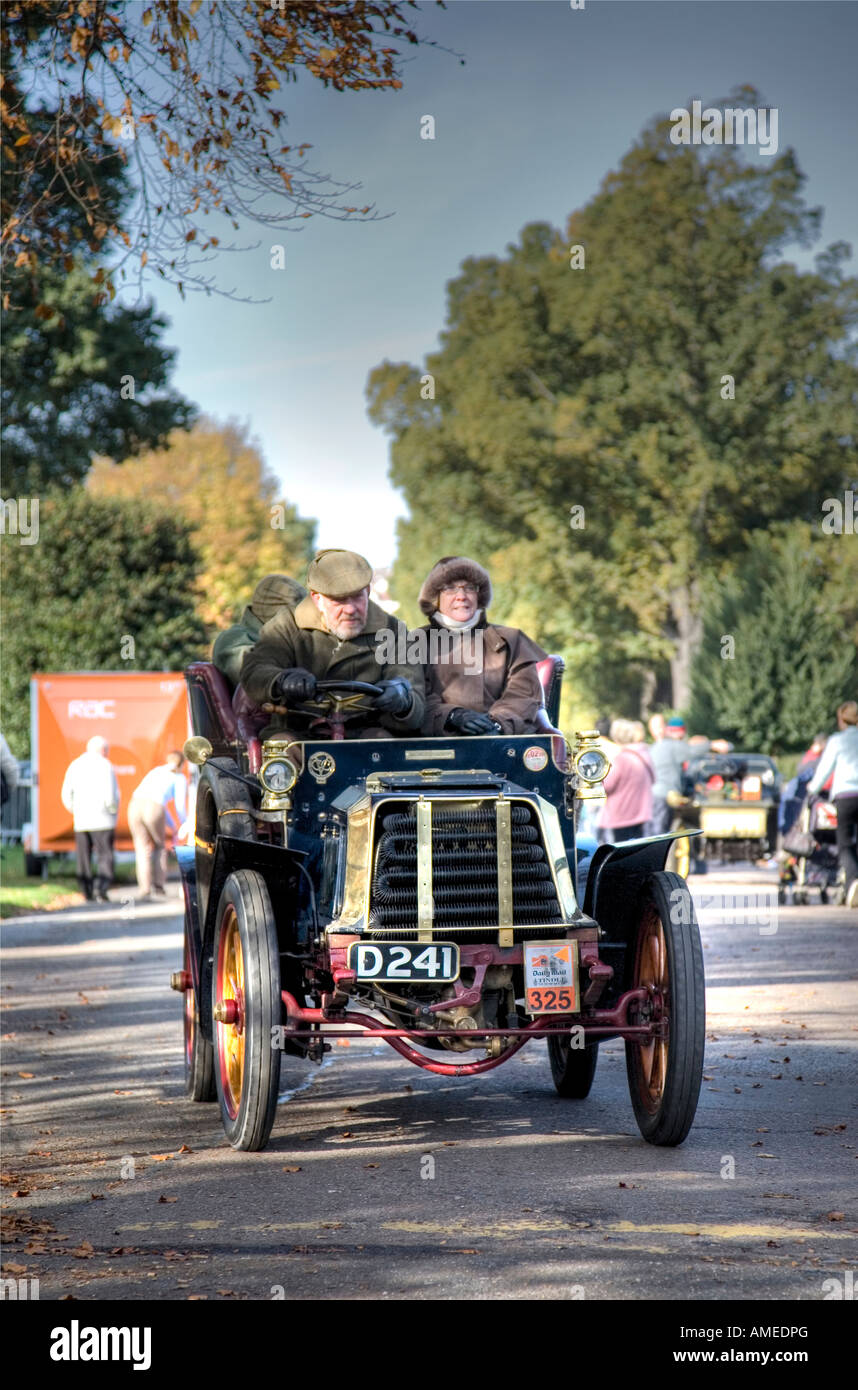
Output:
[{"xmin": 367, "ymin": 801, "xmax": 564, "ymax": 941}]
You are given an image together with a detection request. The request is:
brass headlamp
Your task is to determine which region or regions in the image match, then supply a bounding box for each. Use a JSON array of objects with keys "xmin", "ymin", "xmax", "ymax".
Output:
[
  {"xmin": 259, "ymin": 738, "xmax": 299, "ymax": 810},
  {"xmin": 570, "ymin": 729, "xmax": 611, "ymax": 800}
]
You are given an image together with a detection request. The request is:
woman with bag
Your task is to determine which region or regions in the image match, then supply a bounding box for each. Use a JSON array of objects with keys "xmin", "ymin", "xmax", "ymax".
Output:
[
  {"xmin": 807, "ymin": 701, "xmax": 858, "ymax": 907},
  {"xmin": 598, "ymin": 719, "xmax": 655, "ymax": 843}
]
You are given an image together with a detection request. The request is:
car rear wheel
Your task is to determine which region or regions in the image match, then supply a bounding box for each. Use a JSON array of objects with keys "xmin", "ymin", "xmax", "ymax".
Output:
[
  {"xmin": 183, "ymin": 931, "xmax": 215, "ymax": 1102},
  {"xmin": 548, "ymin": 1032, "xmax": 599, "ymax": 1098},
  {"xmin": 213, "ymin": 870, "xmax": 281, "ymax": 1151},
  {"xmin": 625, "ymin": 871, "xmax": 705, "ymax": 1146}
]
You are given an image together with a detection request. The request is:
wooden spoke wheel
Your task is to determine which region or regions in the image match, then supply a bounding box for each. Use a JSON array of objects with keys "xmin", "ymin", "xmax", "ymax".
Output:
[
  {"xmin": 213, "ymin": 870, "xmax": 281, "ymax": 1151},
  {"xmin": 183, "ymin": 930, "xmax": 215, "ymax": 1102},
  {"xmin": 547, "ymin": 1032, "xmax": 599, "ymax": 1098},
  {"xmin": 625, "ymin": 871, "xmax": 705, "ymax": 1146}
]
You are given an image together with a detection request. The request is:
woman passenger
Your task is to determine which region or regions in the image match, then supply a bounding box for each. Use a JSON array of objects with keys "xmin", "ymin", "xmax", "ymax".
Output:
[{"xmin": 417, "ymin": 556, "xmax": 547, "ymax": 735}]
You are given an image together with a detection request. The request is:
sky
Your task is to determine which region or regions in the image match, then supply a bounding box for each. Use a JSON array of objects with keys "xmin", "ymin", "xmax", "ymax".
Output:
[{"xmin": 133, "ymin": 0, "xmax": 858, "ymax": 568}]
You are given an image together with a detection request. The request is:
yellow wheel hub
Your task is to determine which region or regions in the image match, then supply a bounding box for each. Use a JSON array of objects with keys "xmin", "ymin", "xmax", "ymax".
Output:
[
  {"xmin": 634, "ymin": 907, "xmax": 669, "ymax": 1113},
  {"xmin": 217, "ymin": 905, "xmax": 245, "ymax": 1118}
]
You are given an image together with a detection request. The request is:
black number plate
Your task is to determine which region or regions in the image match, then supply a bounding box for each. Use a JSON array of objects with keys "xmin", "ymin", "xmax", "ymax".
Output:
[{"xmin": 349, "ymin": 941, "xmax": 460, "ymax": 982}]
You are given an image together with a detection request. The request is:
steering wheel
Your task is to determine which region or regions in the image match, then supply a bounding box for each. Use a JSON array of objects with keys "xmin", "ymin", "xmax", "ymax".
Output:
[{"xmin": 262, "ymin": 679, "xmax": 385, "ymax": 717}]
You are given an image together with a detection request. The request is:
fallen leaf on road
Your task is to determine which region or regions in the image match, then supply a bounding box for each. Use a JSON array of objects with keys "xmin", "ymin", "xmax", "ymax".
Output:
[
  {"xmin": 187, "ymin": 1294, "xmax": 207, "ymax": 1300},
  {"xmin": 177, "ymin": 1144, "xmax": 193, "ymax": 1153},
  {"xmin": 282, "ymin": 1165, "xmax": 302, "ymax": 1173},
  {"xmin": 2, "ymin": 1262, "xmax": 28, "ymax": 1275},
  {"xmin": 825, "ymin": 1212, "xmax": 845, "ymax": 1222},
  {"xmin": 13, "ymin": 1189, "xmax": 30, "ymax": 1198},
  {"xmin": 340, "ymin": 1131, "xmax": 353, "ymax": 1138},
  {"xmin": 72, "ymin": 1241, "xmax": 95, "ymax": 1258},
  {"xmin": 363, "ymin": 1163, "xmax": 378, "ymax": 1169},
  {"xmin": 90, "ymin": 1193, "xmax": 105, "ymax": 1200},
  {"xmin": 321, "ymin": 1222, "xmax": 344, "ymax": 1230},
  {"xmin": 451, "ymin": 1248, "xmax": 479, "ymax": 1254},
  {"xmin": 17, "ymin": 1071, "xmax": 34, "ymax": 1079},
  {"xmin": 158, "ymin": 1195, "xmax": 178, "ymax": 1204},
  {"xmin": 151, "ymin": 1153, "xmax": 174, "ymax": 1161}
]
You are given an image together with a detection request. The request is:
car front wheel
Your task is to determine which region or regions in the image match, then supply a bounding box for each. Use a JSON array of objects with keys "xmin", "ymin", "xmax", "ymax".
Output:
[
  {"xmin": 212, "ymin": 870, "xmax": 281, "ymax": 1151},
  {"xmin": 625, "ymin": 871, "xmax": 705, "ymax": 1146}
]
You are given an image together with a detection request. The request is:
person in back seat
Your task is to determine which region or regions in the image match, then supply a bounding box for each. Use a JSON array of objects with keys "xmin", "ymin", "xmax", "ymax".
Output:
[{"xmin": 212, "ymin": 573, "xmax": 307, "ymax": 689}]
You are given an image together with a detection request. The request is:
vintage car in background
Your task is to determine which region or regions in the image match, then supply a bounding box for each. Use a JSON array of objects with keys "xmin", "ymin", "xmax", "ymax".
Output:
[
  {"xmin": 666, "ymin": 752, "xmax": 781, "ymax": 877},
  {"xmin": 171, "ymin": 659, "xmax": 705, "ymax": 1152}
]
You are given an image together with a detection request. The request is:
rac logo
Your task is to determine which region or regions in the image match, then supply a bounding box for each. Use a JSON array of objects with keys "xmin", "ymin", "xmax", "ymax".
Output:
[{"xmin": 68, "ymin": 700, "xmax": 116, "ymax": 719}]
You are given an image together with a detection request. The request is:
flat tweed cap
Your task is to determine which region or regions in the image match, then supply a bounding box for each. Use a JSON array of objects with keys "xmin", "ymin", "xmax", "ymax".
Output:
[
  {"xmin": 418, "ymin": 556, "xmax": 492, "ymax": 616},
  {"xmin": 250, "ymin": 573, "xmax": 307, "ymax": 623},
  {"xmin": 307, "ymin": 548, "xmax": 373, "ymax": 599}
]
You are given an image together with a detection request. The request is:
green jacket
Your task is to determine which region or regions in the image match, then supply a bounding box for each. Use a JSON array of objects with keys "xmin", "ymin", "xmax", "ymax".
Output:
[
  {"xmin": 212, "ymin": 607, "xmax": 263, "ymax": 688},
  {"xmin": 241, "ymin": 596, "xmax": 426, "ymax": 737}
]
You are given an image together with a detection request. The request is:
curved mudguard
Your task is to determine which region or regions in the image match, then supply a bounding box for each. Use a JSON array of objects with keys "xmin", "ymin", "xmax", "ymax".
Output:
[
  {"xmin": 175, "ymin": 836, "xmax": 308, "ymax": 1043},
  {"xmin": 577, "ymin": 830, "xmax": 703, "ymax": 994}
]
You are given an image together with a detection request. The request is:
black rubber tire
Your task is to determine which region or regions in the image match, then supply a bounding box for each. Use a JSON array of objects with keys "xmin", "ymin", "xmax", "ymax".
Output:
[
  {"xmin": 212, "ymin": 870, "xmax": 281, "ymax": 1151},
  {"xmin": 24, "ymin": 851, "xmax": 45, "ymax": 877},
  {"xmin": 183, "ymin": 930, "xmax": 216, "ymax": 1102},
  {"xmin": 625, "ymin": 871, "xmax": 705, "ymax": 1147},
  {"xmin": 548, "ymin": 1032, "xmax": 599, "ymax": 1098}
]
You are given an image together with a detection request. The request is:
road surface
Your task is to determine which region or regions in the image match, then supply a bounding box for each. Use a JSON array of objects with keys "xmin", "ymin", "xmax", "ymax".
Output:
[{"xmin": 2, "ymin": 866, "xmax": 856, "ymax": 1301}]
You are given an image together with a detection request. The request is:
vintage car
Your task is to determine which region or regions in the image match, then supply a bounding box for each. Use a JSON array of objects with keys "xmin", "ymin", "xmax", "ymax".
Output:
[
  {"xmin": 171, "ymin": 660, "xmax": 705, "ymax": 1152},
  {"xmin": 666, "ymin": 752, "xmax": 781, "ymax": 875}
]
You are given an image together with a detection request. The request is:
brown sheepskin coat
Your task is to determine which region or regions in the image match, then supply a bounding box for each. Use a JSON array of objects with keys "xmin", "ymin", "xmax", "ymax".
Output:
[{"xmin": 420, "ymin": 618, "xmax": 547, "ymax": 735}]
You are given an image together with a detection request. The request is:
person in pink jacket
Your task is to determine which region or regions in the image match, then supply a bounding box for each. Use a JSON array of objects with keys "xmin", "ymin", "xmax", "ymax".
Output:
[{"xmin": 598, "ymin": 719, "xmax": 655, "ymax": 842}]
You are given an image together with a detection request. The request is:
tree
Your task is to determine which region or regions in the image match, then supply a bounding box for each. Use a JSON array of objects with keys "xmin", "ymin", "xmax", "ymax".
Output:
[
  {"xmin": 1, "ymin": 0, "xmax": 449, "ymax": 302},
  {"xmin": 368, "ymin": 93, "xmax": 858, "ymax": 715},
  {"xmin": 0, "ymin": 491, "xmax": 209, "ymax": 753},
  {"xmin": 687, "ymin": 525, "xmax": 858, "ymax": 752},
  {"xmin": 88, "ymin": 418, "xmax": 317, "ymax": 627},
  {"xmin": 1, "ymin": 260, "xmax": 195, "ymax": 494}
]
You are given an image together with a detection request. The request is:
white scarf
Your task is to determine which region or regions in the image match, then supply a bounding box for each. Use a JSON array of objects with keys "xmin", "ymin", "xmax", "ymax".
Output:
[{"xmin": 432, "ymin": 608, "xmax": 483, "ymax": 632}]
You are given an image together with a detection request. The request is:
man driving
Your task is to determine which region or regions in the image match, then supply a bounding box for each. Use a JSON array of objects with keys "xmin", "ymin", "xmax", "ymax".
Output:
[{"xmin": 240, "ymin": 549, "xmax": 425, "ymax": 741}]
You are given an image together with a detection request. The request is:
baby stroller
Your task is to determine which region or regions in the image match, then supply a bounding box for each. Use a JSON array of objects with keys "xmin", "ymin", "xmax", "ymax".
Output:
[{"xmin": 779, "ymin": 794, "xmax": 844, "ymax": 906}]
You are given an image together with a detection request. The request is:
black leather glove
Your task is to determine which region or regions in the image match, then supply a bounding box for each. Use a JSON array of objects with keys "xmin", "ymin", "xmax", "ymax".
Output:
[
  {"xmin": 445, "ymin": 708, "xmax": 502, "ymax": 735},
  {"xmin": 271, "ymin": 667, "xmax": 318, "ymax": 704},
  {"xmin": 373, "ymin": 678, "xmax": 413, "ymax": 717}
]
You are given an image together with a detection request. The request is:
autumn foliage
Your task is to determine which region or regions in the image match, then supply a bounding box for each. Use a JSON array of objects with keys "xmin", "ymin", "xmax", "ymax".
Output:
[{"xmin": 1, "ymin": 0, "xmax": 440, "ymax": 302}]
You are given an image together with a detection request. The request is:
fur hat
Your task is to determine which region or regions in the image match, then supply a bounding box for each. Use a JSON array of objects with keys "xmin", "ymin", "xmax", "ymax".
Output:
[
  {"xmin": 249, "ymin": 573, "xmax": 307, "ymax": 623},
  {"xmin": 418, "ymin": 556, "xmax": 492, "ymax": 616}
]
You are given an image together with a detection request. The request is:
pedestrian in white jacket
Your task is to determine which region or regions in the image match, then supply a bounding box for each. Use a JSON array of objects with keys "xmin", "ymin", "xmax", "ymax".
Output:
[
  {"xmin": 60, "ymin": 736, "xmax": 120, "ymax": 902},
  {"xmin": 808, "ymin": 700, "xmax": 858, "ymax": 907}
]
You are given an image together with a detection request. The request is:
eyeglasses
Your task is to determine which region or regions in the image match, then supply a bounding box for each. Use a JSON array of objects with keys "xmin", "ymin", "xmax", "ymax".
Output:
[{"xmin": 441, "ymin": 584, "xmax": 478, "ymax": 596}]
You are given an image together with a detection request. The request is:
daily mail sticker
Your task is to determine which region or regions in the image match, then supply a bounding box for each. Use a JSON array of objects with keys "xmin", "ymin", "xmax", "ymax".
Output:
[
  {"xmin": 523, "ymin": 940, "xmax": 579, "ymax": 1014},
  {"xmin": 523, "ymin": 745, "xmax": 548, "ymax": 772}
]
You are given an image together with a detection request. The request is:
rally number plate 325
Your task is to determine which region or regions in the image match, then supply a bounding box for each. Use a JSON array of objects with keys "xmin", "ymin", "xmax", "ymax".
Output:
[
  {"xmin": 349, "ymin": 941, "xmax": 460, "ymax": 982},
  {"xmin": 523, "ymin": 940, "xmax": 579, "ymax": 1015}
]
